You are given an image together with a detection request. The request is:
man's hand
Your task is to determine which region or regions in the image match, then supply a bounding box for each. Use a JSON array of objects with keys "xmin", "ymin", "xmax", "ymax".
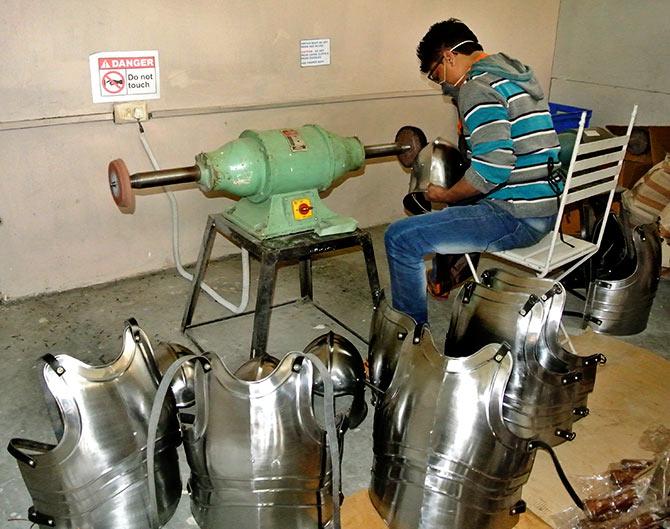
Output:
[
  {"xmin": 425, "ymin": 184, "xmax": 450, "ymax": 203},
  {"xmin": 424, "ymin": 179, "xmax": 482, "ymax": 205}
]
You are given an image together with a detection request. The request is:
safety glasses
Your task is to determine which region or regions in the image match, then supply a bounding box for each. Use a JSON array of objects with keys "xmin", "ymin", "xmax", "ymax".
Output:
[{"xmin": 427, "ymin": 56, "xmax": 445, "ymax": 83}]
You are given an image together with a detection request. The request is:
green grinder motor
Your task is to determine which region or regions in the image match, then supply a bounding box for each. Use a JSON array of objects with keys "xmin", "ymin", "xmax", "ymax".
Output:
[{"xmin": 108, "ymin": 124, "xmax": 425, "ymax": 239}]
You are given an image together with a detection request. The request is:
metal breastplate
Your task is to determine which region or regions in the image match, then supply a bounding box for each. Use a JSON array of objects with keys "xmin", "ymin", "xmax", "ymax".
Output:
[
  {"xmin": 370, "ymin": 327, "xmax": 534, "ymax": 529},
  {"xmin": 8, "ymin": 320, "xmax": 181, "ymax": 529},
  {"xmin": 479, "ymin": 268, "xmax": 603, "ymax": 405},
  {"xmin": 585, "ymin": 223, "xmax": 662, "ymax": 335},
  {"xmin": 446, "ymin": 279, "xmax": 603, "ymax": 445},
  {"xmin": 182, "ymin": 351, "xmax": 334, "ymax": 529},
  {"xmin": 367, "ymin": 291, "xmax": 417, "ymax": 399}
]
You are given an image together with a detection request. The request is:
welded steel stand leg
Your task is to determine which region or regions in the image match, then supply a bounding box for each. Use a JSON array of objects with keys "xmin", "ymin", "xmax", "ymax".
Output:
[
  {"xmin": 299, "ymin": 258, "xmax": 313, "ymax": 300},
  {"xmin": 250, "ymin": 253, "xmax": 279, "ymax": 358},
  {"xmin": 359, "ymin": 233, "xmax": 381, "ymax": 302},
  {"xmin": 181, "ymin": 217, "xmax": 218, "ymax": 332}
]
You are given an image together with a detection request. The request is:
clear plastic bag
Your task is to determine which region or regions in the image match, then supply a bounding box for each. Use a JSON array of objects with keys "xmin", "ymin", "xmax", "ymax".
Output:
[{"xmin": 552, "ymin": 426, "xmax": 670, "ymax": 529}]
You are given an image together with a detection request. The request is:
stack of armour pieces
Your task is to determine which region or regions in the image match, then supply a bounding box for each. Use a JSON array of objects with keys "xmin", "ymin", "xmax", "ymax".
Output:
[
  {"xmin": 367, "ymin": 268, "xmax": 606, "ymax": 529},
  {"xmin": 8, "ymin": 320, "xmax": 367, "ymax": 529}
]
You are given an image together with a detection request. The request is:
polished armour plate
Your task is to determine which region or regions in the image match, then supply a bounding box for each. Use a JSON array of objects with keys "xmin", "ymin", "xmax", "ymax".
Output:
[
  {"xmin": 367, "ymin": 291, "xmax": 417, "ymax": 399},
  {"xmin": 182, "ymin": 351, "xmax": 336, "ymax": 529},
  {"xmin": 585, "ymin": 223, "xmax": 662, "ymax": 335},
  {"xmin": 8, "ymin": 319, "xmax": 182, "ymax": 529},
  {"xmin": 447, "ymin": 279, "xmax": 602, "ymax": 445},
  {"xmin": 371, "ymin": 325, "xmax": 534, "ymax": 529}
]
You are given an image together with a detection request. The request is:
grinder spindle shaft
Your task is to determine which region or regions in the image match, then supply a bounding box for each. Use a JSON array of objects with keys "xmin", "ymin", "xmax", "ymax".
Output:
[{"xmin": 115, "ymin": 142, "xmax": 409, "ymax": 198}]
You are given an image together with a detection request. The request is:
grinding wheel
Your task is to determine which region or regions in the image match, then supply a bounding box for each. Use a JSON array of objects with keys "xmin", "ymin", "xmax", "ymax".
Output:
[
  {"xmin": 108, "ymin": 158, "xmax": 135, "ymax": 213},
  {"xmin": 395, "ymin": 126, "xmax": 428, "ymax": 168}
]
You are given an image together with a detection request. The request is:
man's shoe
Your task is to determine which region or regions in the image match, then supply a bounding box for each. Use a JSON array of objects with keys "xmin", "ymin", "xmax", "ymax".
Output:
[{"xmin": 426, "ymin": 271, "xmax": 451, "ymax": 300}]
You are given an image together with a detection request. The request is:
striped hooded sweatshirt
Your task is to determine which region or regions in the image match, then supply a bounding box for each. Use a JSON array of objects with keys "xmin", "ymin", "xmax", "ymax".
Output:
[{"xmin": 458, "ymin": 52, "xmax": 561, "ymax": 218}]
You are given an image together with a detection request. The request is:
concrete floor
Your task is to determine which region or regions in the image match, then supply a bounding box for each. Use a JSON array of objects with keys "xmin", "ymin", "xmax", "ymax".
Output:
[{"xmin": 1, "ymin": 224, "xmax": 668, "ymax": 527}]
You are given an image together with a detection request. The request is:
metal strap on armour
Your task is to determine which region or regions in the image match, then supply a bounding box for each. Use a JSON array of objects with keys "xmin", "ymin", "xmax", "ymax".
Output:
[
  {"xmin": 519, "ymin": 294, "xmax": 541, "ymax": 316},
  {"xmin": 7, "ymin": 438, "xmax": 55, "ymax": 469},
  {"xmin": 146, "ymin": 354, "xmax": 211, "ymax": 527},
  {"xmin": 125, "ymin": 317, "xmax": 143, "ymax": 342},
  {"xmin": 304, "ymin": 352, "xmax": 342, "ymax": 529},
  {"xmin": 540, "ymin": 284, "xmax": 563, "ymax": 302},
  {"xmin": 41, "ymin": 353, "xmax": 65, "ymax": 376},
  {"xmin": 28, "ymin": 506, "xmax": 55, "ymax": 527},
  {"xmin": 127, "ymin": 318, "xmax": 167, "ymax": 385}
]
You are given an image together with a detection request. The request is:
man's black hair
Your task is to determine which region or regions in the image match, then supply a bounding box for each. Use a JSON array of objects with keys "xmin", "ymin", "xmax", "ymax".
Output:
[{"xmin": 417, "ymin": 18, "xmax": 483, "ymax": 73}]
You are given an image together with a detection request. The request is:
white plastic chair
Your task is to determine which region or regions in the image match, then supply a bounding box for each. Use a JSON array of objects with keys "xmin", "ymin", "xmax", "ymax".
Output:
[{"xmin": 466, "ymin": 105, "xmax": 638, "ymax": 283}]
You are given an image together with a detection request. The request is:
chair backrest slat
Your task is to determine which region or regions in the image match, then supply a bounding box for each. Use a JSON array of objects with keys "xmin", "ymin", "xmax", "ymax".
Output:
[
  {"xmin": 539, "ymin": 111, "xmax": 590, "ymax": 271},
  {"xmin": 573, "ymin": 150, "xmax": 626, "ymax": 173},
  {"xmin": 577, "ymin": 134, "xmax": 629, "ymax": 155},
  {"xmin": 569, "ymin": 165, "xmax": 621, "ymax": 189},
  {"xmin": 565, "ymin": 181, "xmax": 617, "ymax": 205}
]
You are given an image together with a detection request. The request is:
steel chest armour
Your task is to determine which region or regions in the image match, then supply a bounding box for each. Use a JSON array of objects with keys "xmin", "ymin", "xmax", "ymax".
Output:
[
  {"xmin": 480, "ymin": 268, "xmax": 604, "ymax": 380},
  {"xmin": 370, "ymin": 327, "xmax": 534, "ymax": 529},
  {"xmin": 584, "ymin": 222, "xmax": 662, "ymax": 335},
  {"xmin": 182, "ymin": 351, "xmax": 335, "ymax": 529},
  {"xmin": 7, "ymin": 319, "xmax": 182, "ymax": 529},
  {"xmin": 446, "ymin": 277, "xmax": 604, "ymax": 445}
]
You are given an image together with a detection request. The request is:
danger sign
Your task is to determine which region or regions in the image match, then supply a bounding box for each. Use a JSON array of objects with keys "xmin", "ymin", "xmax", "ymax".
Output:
[{"xmin": 89, "ymin": 50, "xmax": 160, "ymax": 103}]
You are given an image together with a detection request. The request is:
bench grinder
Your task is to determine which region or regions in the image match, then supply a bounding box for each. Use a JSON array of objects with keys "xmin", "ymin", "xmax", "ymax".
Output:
[{"xmin": 109, "ymin": 125, "xmax": 425, "ymax": 239}]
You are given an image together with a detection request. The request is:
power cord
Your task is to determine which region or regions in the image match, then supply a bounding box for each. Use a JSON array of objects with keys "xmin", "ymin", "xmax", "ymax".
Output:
[{"xmin": 136, "ymin": 121, "xmax": 250, "ymax": 314}]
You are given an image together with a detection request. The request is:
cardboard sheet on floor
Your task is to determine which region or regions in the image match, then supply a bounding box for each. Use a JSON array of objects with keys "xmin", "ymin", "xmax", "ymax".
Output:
[
  {"xmin": 524, "ymin": 330, "xmax": 670, "ymax": 527},
  {"xmin": 341, "ymin": 330, "xmax": 668, "ymax": 529},
  {"xmin": 342, "ymin": 489, "xmax": 552, "ymax": 529}
]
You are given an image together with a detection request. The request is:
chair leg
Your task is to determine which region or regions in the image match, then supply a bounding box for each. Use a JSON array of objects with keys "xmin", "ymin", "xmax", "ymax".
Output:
[
  {"xmin": 559, "ymin": 321, "xmax": 578, "ymax": 354},
  {"xmin": 465, "ymin": 253, "xmax": 481, "ymax": 284}
]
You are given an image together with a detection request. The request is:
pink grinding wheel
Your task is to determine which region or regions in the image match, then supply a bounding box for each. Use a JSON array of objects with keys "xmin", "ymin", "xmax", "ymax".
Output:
[{"xmin": 108, "ymin": 158, "xmax": 135, "ymax": 213}]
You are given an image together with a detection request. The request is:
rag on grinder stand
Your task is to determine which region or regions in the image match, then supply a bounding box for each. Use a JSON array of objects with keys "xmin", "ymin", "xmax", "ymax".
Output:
[{"xmin": 108, "ymin": 125, "xmax": 426, "ymax": 239}]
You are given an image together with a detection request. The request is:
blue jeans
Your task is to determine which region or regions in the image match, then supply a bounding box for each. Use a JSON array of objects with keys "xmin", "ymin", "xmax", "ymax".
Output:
[{"xmin": 384, "ymin": 201, "xmax": 555, "ymax": 325}]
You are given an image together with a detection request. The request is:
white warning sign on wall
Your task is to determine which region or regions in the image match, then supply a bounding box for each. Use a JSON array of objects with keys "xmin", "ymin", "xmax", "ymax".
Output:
[
  {"xmin": 89, "ymin": 50, "xmax": 160, "ymax": 103},
  {"xmin": 300, "ymin": 39, "xmax": 331, "ymax": 67}
]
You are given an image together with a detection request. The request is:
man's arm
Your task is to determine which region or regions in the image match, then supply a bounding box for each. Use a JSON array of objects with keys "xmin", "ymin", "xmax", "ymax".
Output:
[
  {"xmin": 425, "ymin": 81, "xmax": 516, "ymax": 205},
  {"xmin": 425, "ymin": 179, "xmax": 481, "ymax": 204}
]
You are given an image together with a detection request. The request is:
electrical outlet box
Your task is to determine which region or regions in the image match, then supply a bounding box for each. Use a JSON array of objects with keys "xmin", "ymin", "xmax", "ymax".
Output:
[{"xmin": 113, "ymin": 101, "xmax": 149, "ymax": 124}]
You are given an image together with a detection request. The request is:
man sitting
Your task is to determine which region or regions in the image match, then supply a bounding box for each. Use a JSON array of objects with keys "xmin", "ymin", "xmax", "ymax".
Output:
[{"xmin": 385, "ymin": 18, "xmax": 561, "ymax": 325}]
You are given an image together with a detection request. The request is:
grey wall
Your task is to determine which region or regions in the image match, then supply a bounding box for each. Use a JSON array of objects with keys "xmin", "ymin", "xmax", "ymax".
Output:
[{"xmin": 550, "ymin": 0, "xmax": 670, "ymax": 126}]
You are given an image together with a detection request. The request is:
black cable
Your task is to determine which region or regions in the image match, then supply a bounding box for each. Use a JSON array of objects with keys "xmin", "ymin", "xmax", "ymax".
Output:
[
  {"xmin": 529, "ymin": 439, "xmax": 585, "ymax": 511},
  {"xmin": 547, "ymin": 158, "xmax": 576, "ymax": 249}
]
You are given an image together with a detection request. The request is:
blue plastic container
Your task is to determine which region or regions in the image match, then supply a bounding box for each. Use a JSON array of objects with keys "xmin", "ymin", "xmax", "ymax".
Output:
[{"xmin": 549, "ymin": 102, "xmax": 592, "ymax": 133}]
